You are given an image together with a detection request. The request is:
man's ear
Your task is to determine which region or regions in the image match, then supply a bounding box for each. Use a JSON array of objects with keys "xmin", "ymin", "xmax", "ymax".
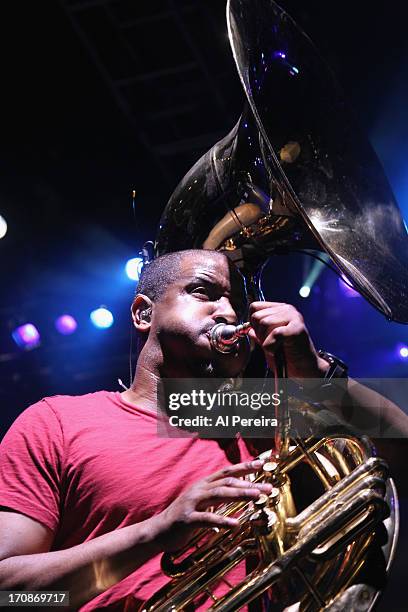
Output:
[{"xmin": 131, "ymin": 294, "xmax": 153, "ymax": 332}]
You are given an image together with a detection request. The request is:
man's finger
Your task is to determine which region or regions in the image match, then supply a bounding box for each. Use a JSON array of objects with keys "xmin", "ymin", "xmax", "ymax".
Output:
[
  {"xmin": 250, "ymin": 313, "xmax": 290, "ymax": 331},
  {"xmin": 248, "ymin": 316, "xmax": 289, "ymax": 347},
  {"xmin": 249, "ymin": 301, "xmax": 290, "ymax": 312},
  {"xmin": 189, "ymin": 511, "xmax": 240, "ymax": 529},
  {"xmin": 262, "ymin": 321, "xmax": 306, "ymax": 344},
  {"xmin": 210, "ymin": 477, "xmax": 272, "ymax": 493},
  {"xmin": 206, "ymin": 485, "xmax": 264, "ymax": 500},
  {"xmin": 197, "ymin": 486, "xmax": 266, "ymax": 509},
  {"xmin": 206, "ymin": 459, "xmax": 264, "ymax": 482},
  {"xmin": 251, "ymin": 314, "xmax": 289, "ymax": 331}
]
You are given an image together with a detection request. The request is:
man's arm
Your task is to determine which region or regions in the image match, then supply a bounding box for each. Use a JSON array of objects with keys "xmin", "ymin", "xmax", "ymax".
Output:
[
  {"xmin": 248, "ymin": 301, "xmax": 408, "ymax": 431},
  {"xmin": 0, "ymin": 510, "xmax": 162, "ymax": 609},
  {"xmin": 0, "ymin": 460, "xmax": 272, "ymax": 609},
  {"xmin": 342, "ymin": 380, "xmax": 408, "ymax": 491},
  {"xmin": 345, "ymin": 379, "xmax": 408, "ymax": 437},
  {"xmin": 248, "ymin": 301, "xmax": 408, "ymax": 474}
]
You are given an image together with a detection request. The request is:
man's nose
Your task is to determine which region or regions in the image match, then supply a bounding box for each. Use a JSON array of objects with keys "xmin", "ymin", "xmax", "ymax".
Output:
[{"xmin": 213, "ymin": 297, "xmax": 238, "ymax": 325}]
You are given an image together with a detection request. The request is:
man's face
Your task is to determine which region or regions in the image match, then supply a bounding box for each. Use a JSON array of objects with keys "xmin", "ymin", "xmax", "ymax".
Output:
[{"xmin": 150, "ymin": 251, "xmax": 249, "ymax": 378}]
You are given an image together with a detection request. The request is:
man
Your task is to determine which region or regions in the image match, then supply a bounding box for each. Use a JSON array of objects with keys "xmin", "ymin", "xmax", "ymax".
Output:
[{"xmin": 0, "ymin": 249, "xmax": 406, "ymax": 610}]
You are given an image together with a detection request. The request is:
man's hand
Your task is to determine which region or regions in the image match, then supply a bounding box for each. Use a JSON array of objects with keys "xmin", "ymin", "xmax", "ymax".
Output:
[
  {"xmin": 154, "ymin": 459, "xmax": 272, "ymax": 552},
  {"xmin": 248, "ymin": 302, "xmax": 330, "ymax": 378}
]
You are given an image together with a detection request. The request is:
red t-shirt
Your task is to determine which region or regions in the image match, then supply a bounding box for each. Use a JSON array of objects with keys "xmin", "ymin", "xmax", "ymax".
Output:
[{"xmin": 0, "ymin": 391, "xmax": 260, "ymax": 610}]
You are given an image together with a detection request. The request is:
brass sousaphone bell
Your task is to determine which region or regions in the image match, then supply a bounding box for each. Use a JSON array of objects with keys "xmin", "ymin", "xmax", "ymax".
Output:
[{"xmin": 145, "ymin": 1, "xmax": 407, "ymax": 609}]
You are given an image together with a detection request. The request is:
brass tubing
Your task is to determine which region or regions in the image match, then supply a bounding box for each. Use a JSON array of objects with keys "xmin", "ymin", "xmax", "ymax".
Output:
[
  {"xmin": 208, "ymin": 491, "xmax": 387, "ymax": 611},
  {"xmin": 145, "ymin": 543, "xmax": 252, "ymax": 612},
  {"xmin": 162, "ymin": 500, "xmax": 255, "ymax": 575},
  {"xmin": 285, "ymin": 459, "xmax": 387, "ymax": 532},
  {"xmin": 292, "ymin": 564, "xmax": 326, "ymax": 608}
]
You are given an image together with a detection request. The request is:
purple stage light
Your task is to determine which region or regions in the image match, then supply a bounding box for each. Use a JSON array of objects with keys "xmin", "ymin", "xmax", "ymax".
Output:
[
  {"xmin": 338, "ymin": 275, "xmax": 360, "ymax": 298},
  {"xmin": 12, "ymin": 323, "xmax": 41, "ymax": 349},
  {"xmin": 55, "ymin": 314, "xmax": 78, "ymax": 335}
]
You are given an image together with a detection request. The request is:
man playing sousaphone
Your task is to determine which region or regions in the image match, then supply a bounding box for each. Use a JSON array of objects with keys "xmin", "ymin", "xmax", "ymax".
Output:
[
  {"xmin": 0, "ymin": 247, "xmax": 407, "ymax": 611},
  {"xmin": 1, "ymin": 0, "xmax": 408, "ymax": 610}
]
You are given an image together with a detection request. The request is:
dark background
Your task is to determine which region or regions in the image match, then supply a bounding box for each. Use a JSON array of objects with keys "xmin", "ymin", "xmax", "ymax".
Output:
[{"xmin": 0, "ymin": 1, "xmax": 407, "ymax": 608}]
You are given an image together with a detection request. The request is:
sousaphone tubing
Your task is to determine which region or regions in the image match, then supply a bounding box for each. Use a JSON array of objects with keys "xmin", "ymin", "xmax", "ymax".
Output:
[{"xmin": 147, "ymin": 1, "xmax": 405, "ymax": 609}]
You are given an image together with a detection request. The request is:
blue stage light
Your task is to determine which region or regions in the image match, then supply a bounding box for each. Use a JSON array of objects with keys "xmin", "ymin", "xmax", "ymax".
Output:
[
  {"xmin": 55, "ymin": 315, "xmax": 78, "ymax": 335},
  {"xmin": 0, "ymin": 215, "xmax": 7, "ymax": 239},
  {"xmin": 299, "ymin": 285, "xmax": 311, "ymax": 298},
  {"xmin": 12, "ymin": 323, "xmax": 41, "ymax": 349},
  {"xmin": 125, "ymin": 257, "xmax": 143, "ymax": 281},
  {"xmin": 90, "ymin": 307, "xmax": 114, "ymax": 329}
]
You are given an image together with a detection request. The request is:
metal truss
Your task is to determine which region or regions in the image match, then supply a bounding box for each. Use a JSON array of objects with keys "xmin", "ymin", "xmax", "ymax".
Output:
[{"xmin": 57, "ymin": 0, "xmax": 238, "ymax": 184}]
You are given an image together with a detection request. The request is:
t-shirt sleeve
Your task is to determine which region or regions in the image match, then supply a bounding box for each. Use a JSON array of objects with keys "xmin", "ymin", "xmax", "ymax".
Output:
[{"xmin": 0, "ymin": 399, "xmax": 64, "ymax": 533}]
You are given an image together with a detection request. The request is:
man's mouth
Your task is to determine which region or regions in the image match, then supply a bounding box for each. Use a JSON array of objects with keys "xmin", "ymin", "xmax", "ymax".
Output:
[{"xmin": 203, "ymin": 322, "xmax": 217, "ymax": 340}]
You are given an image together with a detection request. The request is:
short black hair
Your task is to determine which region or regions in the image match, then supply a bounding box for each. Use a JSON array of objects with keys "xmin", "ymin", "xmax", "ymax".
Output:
[{"xmin": 136, "ymin": 249, "xmax": 227, "ymax": 302}]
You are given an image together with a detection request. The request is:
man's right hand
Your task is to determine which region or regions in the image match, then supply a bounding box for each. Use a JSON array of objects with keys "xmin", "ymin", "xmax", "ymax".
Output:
[
  {"xmin": 0, "ymin": 459, "xmax": 271, "ymax": 607},
  {"xmin": 153, "ymin": 459, "xmax": 272, "ymax": 552}
]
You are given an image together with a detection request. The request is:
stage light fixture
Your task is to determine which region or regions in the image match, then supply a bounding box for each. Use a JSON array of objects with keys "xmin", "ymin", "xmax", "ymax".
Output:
[
  {"xmin": 90, "ymin": 307, "xmax": 114, "ymax": 329},
  {"xmin": 398, "ymin": 345, "xmax": 408, "ymax": 359},
  {"xmin": 125, "ymin": 257, "xmax": 143, "ymax": 281},
  {"xmin": 0, "ymin": 215, "xmax": 7, "ymax": 239},
  {"xmin": 299, "ymin": 285, "xmax": 311, "ymax": 298},
  {"xmin": 300, "ymin": 256, "xmax": 328, "ymax": 299},
  {"xmin": 12, "ymin": 323, "xmax": 41, "ymax": 349},
  {"xmin": 55, "ymin": 315, "xmax": 78, "ymax": 335}
]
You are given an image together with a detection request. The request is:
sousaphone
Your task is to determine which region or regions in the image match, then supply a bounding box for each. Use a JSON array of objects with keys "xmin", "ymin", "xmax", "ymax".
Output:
[{"xmin": 145, "ymin": 1, "xmax": 407, "ymax": 609}]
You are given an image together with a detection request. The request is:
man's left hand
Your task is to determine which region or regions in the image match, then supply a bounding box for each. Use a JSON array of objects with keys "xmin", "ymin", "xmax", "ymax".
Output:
[{"xmin": 248, "ymin": 301, "xmax": 330, "ymax": 378}]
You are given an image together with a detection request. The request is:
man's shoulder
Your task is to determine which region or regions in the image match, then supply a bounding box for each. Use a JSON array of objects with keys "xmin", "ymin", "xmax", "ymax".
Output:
[
  {"xmin": 40, "ymin": 390, "xmax": 118, "ymax": 414},
  {"xmin": 2, "ymin": 392, "xmax": 124, "ymax": 455},
  {"xmin": 42, "ymin": 390, "xmax": 114, "ymax": 407},
  {"xmin": 25, "ymin": 390, "xmax": 118, "ymax": 421}
]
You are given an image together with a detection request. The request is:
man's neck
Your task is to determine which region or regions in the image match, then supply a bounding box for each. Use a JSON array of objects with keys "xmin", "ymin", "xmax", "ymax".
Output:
[
  {"xmin": 120, "ymin": 343, "xmax": 224, "ymax": 411},
  {"xmin": 121, "ymin": 348, "xmax": 162, "ymax": 412}
]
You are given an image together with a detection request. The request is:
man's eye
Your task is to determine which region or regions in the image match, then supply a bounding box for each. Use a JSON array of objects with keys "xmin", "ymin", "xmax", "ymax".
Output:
[{"xmin": 192, "ymin": 286, "xmax": 209, "ymax": 296}]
